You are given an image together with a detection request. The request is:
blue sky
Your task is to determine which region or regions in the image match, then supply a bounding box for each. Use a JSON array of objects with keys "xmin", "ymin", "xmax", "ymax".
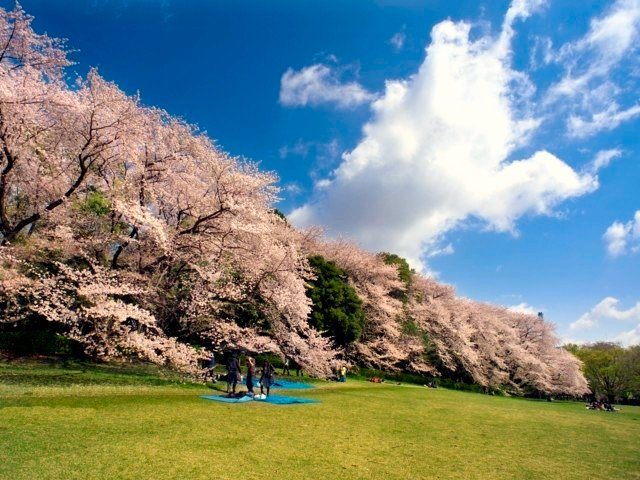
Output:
[{"xmin": 8, "ymin": 0, "xmax": 640, "ymax": 345}]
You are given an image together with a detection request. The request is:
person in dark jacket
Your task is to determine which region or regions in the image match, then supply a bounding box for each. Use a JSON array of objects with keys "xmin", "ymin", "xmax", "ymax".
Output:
[
  {"xmin": 226, "ymin": 353, "xmax": 241, "ymax": 395},
  {"xmin": 260, "ymin": 360, "xmax": 275, "ymax": 397}
]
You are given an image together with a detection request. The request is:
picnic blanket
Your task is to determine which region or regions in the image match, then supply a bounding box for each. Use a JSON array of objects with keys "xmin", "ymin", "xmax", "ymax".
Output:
[
  {"xmin": 200, "ymin": 394, "xmax": 254, "ymax": 403},
  {"xmin": 201, "ymin": 394, "xmax": 318, "ymax": 405},
  {"xmin": 271, "ymin": 380, "xmax": 315, "ymax": 390},
  {"xmin": 255, "ymin": 394, "xmax": 318, "ymax": 404},
  {"xmin": 241, "ymin": 378, "xmax": 315, "ymax": 389}
]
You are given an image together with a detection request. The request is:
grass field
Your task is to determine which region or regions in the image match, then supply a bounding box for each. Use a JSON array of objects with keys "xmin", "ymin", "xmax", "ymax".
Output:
[{"xmin": 1, "ymin": 360, "xmax": 639, "ymax": 480}]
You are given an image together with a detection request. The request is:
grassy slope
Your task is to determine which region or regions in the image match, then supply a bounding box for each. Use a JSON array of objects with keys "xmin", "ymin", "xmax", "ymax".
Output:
[{"xmin": 1, "ymin": 361, "xmax": 639, "ymax": 480}]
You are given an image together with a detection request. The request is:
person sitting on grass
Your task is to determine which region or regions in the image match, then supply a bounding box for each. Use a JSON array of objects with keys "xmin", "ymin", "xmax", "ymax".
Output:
[
  {"xmin": 226, "ymin": 353, "xmax": 241, "ymax": 396},
  {"xmin": 260, "ymin": 359, "xmax": 275, "ymax": 397}
]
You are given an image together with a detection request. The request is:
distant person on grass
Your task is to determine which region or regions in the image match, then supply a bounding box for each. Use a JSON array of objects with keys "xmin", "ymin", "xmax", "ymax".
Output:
[
  {"xmin": 260, "ymin": 359, "xmax": 275, "ymax": 397},
  {"xmin": 246, "ymin": 356, "xmax": 256, "ymax": 396},
  {"xmin": 204, "ymin": 353, "xmax": 217, "ymax": 383},
  {"xmin": 339, "ymin": 365, "xmax": 347, "ymax": 382},
  {"xmin": 226, "ymin": 353, "xmax": 241, "ymax": 396},
  {"xmin": 282, "ymin": 357, "xmax": 291, "ymax": 376}
]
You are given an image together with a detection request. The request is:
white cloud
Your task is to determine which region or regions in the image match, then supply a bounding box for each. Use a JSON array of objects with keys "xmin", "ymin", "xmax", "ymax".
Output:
[
  {"xmin": 279, "ymin": 139, "xmax": 313, "ymax": 159},
  {"xmin": 552, "ymin": 0, "xmax": 640, "ymax": 93},
  {"xmin": 389, "ymin": 30, "xmax": 406, "ymax": 51},
  {"xmin": 570, "ymin": 313, "xmax": 598, "ymax": 331},
  {"xmin": 290, "ymin": 2, "xmax": 597, "ymax": 271},
  {"xmin": 603, "ymin": 210, "xmax": 640, "ymax": 257},
  {"xmin": 425, "ymin": 243, "xmax": 454, "ymax": 258},
  {"xmin": 568, "ymin": 103, "xmax": 640, "ymax": 138},
  {"xmin": 604, "ymin": 222, "xmax": 629, "ymax": 257},
  {"xmin": 314, "ymin": 178, "xmax": 332, "ymax": 190},
  {"xmin": 283, "ymin": 182, "xmax": 303, "ymax": 197},
  {"xmin": 546, "ymin": 0, "xmax": 640, "ymax": 137},
  {"xmin": 613, "ymin": 324, "xmax": 640, "ymax": 346},
  {"xmin": 279, "ymin": 64, "xmax": 374, "ymax": 109},
  {"xmin": 500, "ymin": 0, "xmax": 547, "ymax": 36},
  {"xmin": 529, "ymin": 36, "xmax": 554, "ymax": 69},
  {"xmin": 570, "ymin": 297, "xmax": 640, "ymax": 346},
  {"xmin": 587, "ymin": 148, "xmax": 622, "ymax": 173},
  {"xmin": 570, "ymin": 297, "xmax": 640, "ymax": 330},
  {"xmin": 508, "ymin": 303, "xmax": 541, "ymax": 315}
]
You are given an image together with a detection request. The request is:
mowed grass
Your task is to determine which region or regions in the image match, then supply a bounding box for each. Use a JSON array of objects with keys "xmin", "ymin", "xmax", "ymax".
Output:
[{"xmin": 1, "ymin": 361, "xmax": 639, "ymax": 480}]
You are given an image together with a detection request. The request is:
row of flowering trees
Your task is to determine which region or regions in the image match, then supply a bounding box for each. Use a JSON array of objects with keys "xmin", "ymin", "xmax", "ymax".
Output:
[
  {"xmin": 0, "ymin": 5, "xmax": 588, "ymax": 395},
  {"xmin": 0, "ymin": 5, "xmax": 333, "ymax": 376},
  {"xmin": 303, "ymin": 238, "xmax": 588, "ymax": 395}
]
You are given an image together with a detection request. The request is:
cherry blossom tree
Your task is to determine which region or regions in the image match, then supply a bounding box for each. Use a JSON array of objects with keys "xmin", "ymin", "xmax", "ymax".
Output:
[
  {"xmin": 0, "ymin": 4, "xmax": 335, "ymax": 375},
  {"xmin": 406, "ymin": 275, "xmax": 588, "ymax": 395},
  {"xmin": 0, "ymin": 5, "xmax": 588, "ymax": 390}
]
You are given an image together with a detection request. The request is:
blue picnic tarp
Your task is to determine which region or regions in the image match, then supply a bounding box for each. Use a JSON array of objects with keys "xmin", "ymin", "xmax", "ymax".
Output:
[
  {"xmin": 200, "ymin": 394, "xmax": 254, "ymax": 403},
  {"xmin": 200, "ymin": 394, "xmax": 318, "ymax": 405},
  {"xmin": 272, "ymin": 380, "xmax": 315, "ymax": 390},
  {"xmin": 241, "ymin": 378, "xmax": 315, "ymax": 390},
  {"xmin": 256, "ymin": 394, "xmax": 318, "ymax": 405}
]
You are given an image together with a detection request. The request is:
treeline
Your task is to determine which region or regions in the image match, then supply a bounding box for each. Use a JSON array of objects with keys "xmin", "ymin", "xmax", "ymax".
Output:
[
  {"xmin": 0, "ymin": 5, "xmax": 588, "ymax": 396},
  {"xmin": 301, "ymin": 241, "xmax": 588, "ymax": 395},
  {"xmin": 566, "ymin": 343, "xmax": 640, "ymax": 404}
]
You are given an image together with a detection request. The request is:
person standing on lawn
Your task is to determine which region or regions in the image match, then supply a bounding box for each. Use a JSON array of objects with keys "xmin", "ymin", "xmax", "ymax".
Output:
[
  {"xmin": 246, "ymin": 356, "xmax": 256, "ymax": 396},
  {"xmin": 226, "ymin": 353, "xmax": 241, "ymax": 395},
  {"xmin": 282, "ymin": 357, "xmax": 291, "ymax": 376},
  {"xmin": 204, "ymin": 353, "xmax": 217, "ymax": 383},
  {"xmin": 339, "ymin": 365, "xmax": 347, "ymax": 382},
  {"xmin": 260, "ymin": 359, "xmax": 275, "ymax": 397}
]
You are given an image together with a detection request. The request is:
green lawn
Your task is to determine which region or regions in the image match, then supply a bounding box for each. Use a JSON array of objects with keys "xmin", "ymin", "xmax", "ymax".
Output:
[{"xmin": 1, "ymin": 361, "xmax": 639, "ymax": 480}]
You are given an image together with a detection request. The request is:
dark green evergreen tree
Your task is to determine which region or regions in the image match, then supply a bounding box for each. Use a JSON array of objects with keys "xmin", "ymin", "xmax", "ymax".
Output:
[
  {"xmin": 379, "ymin": 252, "xmax": 414, "ymax": 301},
  {"xmin": 306, "ymin": 255, "xmax": 365, "ymax": 347}
]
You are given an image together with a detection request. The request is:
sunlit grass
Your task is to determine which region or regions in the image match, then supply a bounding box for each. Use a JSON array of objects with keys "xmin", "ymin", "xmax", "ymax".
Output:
[{"xmin": 1, "ymin": 361, "xmax": 639, "ymax": 480}]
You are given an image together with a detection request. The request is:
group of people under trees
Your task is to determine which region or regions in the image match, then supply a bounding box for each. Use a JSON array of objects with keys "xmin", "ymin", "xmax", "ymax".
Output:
[
  {"xmin": 586, "ymin": 399, "xmax": 617, "ymax": 412},
  {"xmin": 224, "ymin": 354, "xmax": 276, "ymax": 398},
  {"xmin": 209, "ymin": 354, "xmax": 618, "ymax": 408},
  {"xmin": 203, "ymin": 353, "xmax": 304, "ymax": 398},
  {"xmin": 204, "ymin": 353, "xmax": 350, "ymax": 398}
]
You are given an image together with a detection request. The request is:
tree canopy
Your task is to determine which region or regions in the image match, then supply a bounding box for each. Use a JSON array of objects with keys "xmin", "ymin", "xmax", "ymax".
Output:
[
  {"xmin": 566, "ymin": 343, "xmax": 640, "ymax": 403},
  {"xmin": 306, "ymin": 255, "xmax": 365, "ymax": 347},
  {"xmin": 0, "ymin": 5, "xmax": 593, "ymax": 396},
  {"xmin": 379, "ymin": 252, "xmax": 413, "ymax": 287}
]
